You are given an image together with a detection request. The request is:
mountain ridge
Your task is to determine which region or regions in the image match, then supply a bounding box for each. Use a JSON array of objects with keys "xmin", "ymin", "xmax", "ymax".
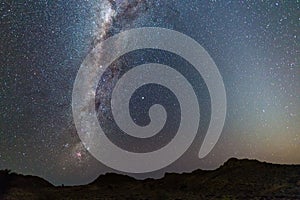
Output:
[{"xmin": 1, "ymin": 158, "xmax": 300, "ymax": 199}]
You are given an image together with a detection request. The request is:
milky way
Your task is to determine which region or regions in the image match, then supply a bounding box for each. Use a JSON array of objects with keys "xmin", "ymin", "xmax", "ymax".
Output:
[{"xmin": 1, "ymin": 0, "xmax": 299, "ymax": 185}]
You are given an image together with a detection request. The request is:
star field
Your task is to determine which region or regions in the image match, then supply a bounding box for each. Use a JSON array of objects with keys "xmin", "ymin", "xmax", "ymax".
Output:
[{"xmin": 0, "ymin": 0, "xmax": 299, "ymax": 185}]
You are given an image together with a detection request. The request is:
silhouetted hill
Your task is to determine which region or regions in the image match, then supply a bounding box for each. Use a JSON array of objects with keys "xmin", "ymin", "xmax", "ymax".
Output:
[
  {"xmin": 0, "ymin": 169, "xmax": 53, "ymax": 200},
  {"xmin": 91, "ymin": 173, "xmax": 137, "ymax": 185},
  {"xmin": 1, "ymin": 158, "xmax": 300, "ymax": 199}
]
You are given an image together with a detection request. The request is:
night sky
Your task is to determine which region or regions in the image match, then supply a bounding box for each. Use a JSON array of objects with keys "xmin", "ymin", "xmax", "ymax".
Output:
[{"xmin": 1, "ymin": 0, "xmax": 299, "ymax": 185}]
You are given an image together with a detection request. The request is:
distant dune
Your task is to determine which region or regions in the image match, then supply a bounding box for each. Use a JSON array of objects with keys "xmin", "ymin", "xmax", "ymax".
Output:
[{"xmin": 1, "ymin": 158, "xmax": 300, "ymax": 199}]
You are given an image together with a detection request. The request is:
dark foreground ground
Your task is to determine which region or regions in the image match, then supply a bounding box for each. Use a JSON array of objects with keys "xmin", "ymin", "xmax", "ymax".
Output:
[{"xmin": 1, "ymin": 158, "xmax": 300, "ymax": 200}]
